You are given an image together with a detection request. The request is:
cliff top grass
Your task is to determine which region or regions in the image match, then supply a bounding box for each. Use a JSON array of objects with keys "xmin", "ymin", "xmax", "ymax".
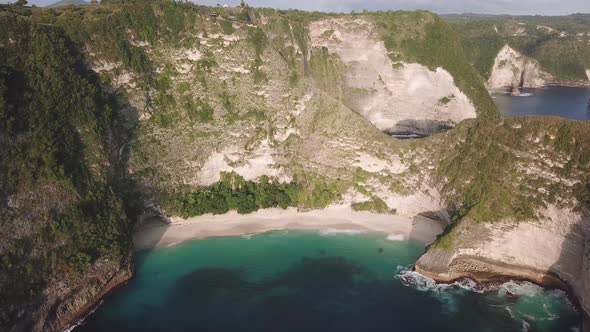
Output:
[{"xmin": 432, "ymin": 117, "xmax": 590, "ymax": 224}]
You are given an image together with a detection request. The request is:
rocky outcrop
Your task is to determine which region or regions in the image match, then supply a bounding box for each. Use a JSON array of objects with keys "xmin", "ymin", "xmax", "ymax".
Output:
[
  {"xmin": 309, "ymin": 18, "xmax": 476, "ymax": 136},
  {"xmin": 488, "ymin": 45, "xmax": 548, "ymax": 91},
  {"xmin": 416, "ymin": 207, "xmax": 590, "ymax": 323},
  {"xmin": 8, "ymin": 257, "xmax": 133, "ymax": 332}
]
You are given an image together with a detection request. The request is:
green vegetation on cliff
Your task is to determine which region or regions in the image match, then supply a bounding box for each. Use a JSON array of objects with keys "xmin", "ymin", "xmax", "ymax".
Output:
[
  {"xmin": 445, "ymin": 14, "xmax": 590, "ymax": 82},
  {"xmin": 0, "ymin": 14, "xmax": 133, "ymax": 328},
  {"xmin": 435, "ymin": 117, "xmax": 590, "ymax": 224},
  {"xmin": 161, "ymin": 172, "xmax": 344, "ymax": 217},
  {"xmin": 428, "ymin": 117, "xmax": 590, "ymax": 251},
  {"xmin": 351, "ymin": 197, "xmax": 395, "ymax": 214},
  {"xmin": 162, "ymin": 173, "xmax": 302, "ymax": 217}
]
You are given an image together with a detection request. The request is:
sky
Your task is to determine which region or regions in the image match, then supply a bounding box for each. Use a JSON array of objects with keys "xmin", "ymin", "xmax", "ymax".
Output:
[{"xmin": 2, "ymin": 0, "xmax": 590, "ymax": 16}]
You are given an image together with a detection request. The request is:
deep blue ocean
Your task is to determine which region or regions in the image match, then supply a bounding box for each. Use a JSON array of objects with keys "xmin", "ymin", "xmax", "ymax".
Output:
[
  {"xmin": 495, "ymin": 87, "xmax": 590, "ymax": 120},
  {"xmin": 72, "ymin": 232, "xmax": 580, "ymax": 332}
]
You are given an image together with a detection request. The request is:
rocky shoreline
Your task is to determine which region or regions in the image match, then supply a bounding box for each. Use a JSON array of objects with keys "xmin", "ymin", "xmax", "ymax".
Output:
[
  {"xmin": 545, "ymin": 81, "xmax": 590, "ymax": 88},
  {"xmin": 415, "ymin": 256, "xmax": 567, "ymax": 290},
  {"xmin": 15, "ymin": 258, "xmax": 135, "ymax": 332},
  {"xmin": 415, "ymin": 208, "xmax": 590, "ymax": 329},
  {"xmin": 490, "ymin": 82, "xmax": 590, "ymax": 95},
  {"xmin": 415, "ymin": 256, "xmax": 590, "ymax": 329},
  {"xmin": 55, "ymin": 262, "xmax": 134, "ymax": 332}
]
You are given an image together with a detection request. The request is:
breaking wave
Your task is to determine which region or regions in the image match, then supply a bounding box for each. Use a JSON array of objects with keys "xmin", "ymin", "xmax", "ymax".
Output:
[
  {"xmin": 395, "ymin": 266, "xmax": 578, "ymax": 329},
  {"xmin": 386, "ymin": 234, "xmax": 405, "ymax": 241},
  {"xmin": 396, "ymin": 266, "xmax": 483, "ymax": 293},
  {"xmin": 61, "ymin": 300, "xmax": 104, "ymax": 332},
  {"xmin": 318, "ymin": 229, "xmax": 366, "ymax": 236}
]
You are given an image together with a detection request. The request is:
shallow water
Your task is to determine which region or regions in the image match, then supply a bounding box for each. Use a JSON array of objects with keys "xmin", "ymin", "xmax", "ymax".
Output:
[
  {"xmin": 73, "ymin": 231, "xmax": 580, "ymax": 332},
  {"xmin": 494, "ymin": 87, "xmax": 590, "ymax": 120}
]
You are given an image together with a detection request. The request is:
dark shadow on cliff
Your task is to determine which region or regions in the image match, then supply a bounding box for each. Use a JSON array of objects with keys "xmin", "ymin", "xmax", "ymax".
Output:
[
  {"xmin": 549, "ymin": 178, "xmax": 590, "ymax": 330},
  {"xmin": 408, "ymin": 210, "xmax": 450, "ymax": 246}
]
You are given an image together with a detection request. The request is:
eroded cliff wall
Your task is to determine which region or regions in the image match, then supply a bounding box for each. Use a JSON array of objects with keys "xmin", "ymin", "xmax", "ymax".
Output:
[
  {"xmin": 417, "ymin": 118, "xmax": 590, "ymax": 321},
  {"xmin": 487, "ymin": 45, "xmax": 548, "ymax": 91}
]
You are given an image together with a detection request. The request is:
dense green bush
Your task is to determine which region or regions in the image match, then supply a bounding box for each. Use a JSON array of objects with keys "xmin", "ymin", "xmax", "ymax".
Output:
[
  {"xmin": 0, "ymin": 15, "xmax": 132, "ymax": 326},
  {"xmin": 162, "ymin": 173, "xmax": 302, "ymax": 217},
  {"xmin": 220, "ymin": 19, "xmax": 235, "ymax": 34},
  {"xmin": 351, "ymin": 197, "xmax": 395, "ymax": 214},
  {"xmin": 184, "ymin": 96, "xmax": 214, "ymax": 123},
  {"xmin": 250, "ymin": 27, "xmax": 268, "ymax": 82}
]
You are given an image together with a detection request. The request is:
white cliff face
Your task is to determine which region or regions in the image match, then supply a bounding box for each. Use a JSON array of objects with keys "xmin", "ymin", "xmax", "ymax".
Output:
[
  {"xmin": 309, "ymin": 18, "xmax": 476, "ymax": 132},
  {"xmin": 488, "ymin": 45, "xmax": 548, "ymax": 91},
  {"xmin": 586, "ymin": 69, "xmax": 590, "ymax": 82},
  {"xmin": 416, "ymin": 206, "xmax": 590, "ymax": 319}
]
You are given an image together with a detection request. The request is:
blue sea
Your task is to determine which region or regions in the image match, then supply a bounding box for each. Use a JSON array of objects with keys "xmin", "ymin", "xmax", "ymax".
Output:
[
  {"xmin": 494, "ymin": 87, "xmax": 590, "ymax": 120},
  {"xmin": 72, "ymin": 231, "xmax": 580, "ymax": 332}
]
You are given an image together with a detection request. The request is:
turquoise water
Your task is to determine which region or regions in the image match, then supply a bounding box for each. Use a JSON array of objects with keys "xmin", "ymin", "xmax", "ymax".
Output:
[
  {"xmin": 495, "ymin": 86, "xmax": 590, "ymax": 120},
  {"xmin": 74, "ymin": 231, "xmax": 580, "ymax": 332}
]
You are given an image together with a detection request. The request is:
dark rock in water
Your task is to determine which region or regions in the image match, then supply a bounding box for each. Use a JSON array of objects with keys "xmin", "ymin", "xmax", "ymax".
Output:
[
  {"xmin": 377, "ymin": 248, "xmax": 384, "ymax": 254},
  {"xmin": 384, "ymin": 119, "xmax": 454, "ymax": 139}
]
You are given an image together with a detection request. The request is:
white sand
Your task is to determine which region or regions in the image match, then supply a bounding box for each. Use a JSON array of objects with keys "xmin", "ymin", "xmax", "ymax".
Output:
[{"xmin": 133, "ymin": 206, "xmax": 445, "ymax": 251}]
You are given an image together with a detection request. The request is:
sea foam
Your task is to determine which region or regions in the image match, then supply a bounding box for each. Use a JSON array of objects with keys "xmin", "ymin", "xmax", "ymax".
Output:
[
  {"xmin": 61, "ymin": 300, "xmax": 104, "ymax": 332},
  {"xmin": 318, "ymin": 228, "xmax": 366, "ymax": 236},
  {"xmin": 386, "ymin": 234, "xmax": 405, "ymax": 241}
]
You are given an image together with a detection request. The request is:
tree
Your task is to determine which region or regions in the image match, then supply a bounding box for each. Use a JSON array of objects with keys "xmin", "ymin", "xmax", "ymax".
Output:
[
  {"xmin": 240, "ymin": 0, "xmax": 246, "ymax": 7},
  {"xmin": 15, "ymin": 0, "xmax": 27, "ymax": 6}
]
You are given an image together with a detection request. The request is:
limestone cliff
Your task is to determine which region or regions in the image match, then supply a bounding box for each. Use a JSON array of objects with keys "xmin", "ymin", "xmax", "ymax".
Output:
[
  {"xmin": 309, "ymin": 18, "xmax": 476, "ymax": 136},
  {"xmin": 416, "ymin": 118, "xmax": 590, "ymax": 323},
  {"xmin": 487, "ymin": 45, "xmax": 548, "ymax": 91},
  {"xmin": 416, "ymin": 211, "xmax": 590, "ymax": 314}
]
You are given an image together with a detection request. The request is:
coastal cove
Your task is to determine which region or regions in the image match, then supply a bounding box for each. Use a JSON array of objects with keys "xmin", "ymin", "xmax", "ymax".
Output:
[
  {"xmin": 4, "ymin": 2, "xmax": 590, "ymax": 331},
  {"xmin": 68, "ymin": 85, "xmax": 590, "ymax": 331},
  {"xmin": 71, "ymin": 230, "xmax": 581, "ymax": 332}
]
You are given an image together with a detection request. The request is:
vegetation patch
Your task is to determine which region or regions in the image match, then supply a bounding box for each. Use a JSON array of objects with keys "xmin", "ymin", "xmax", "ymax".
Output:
[
  {"xmin": 436, "ymin": 118, "xmax": 590, "ymax": 224},
  {"xmin": 220, "ymin": 20, "xmax": 235, "ymax": 35},
  {"xmin": 351, "ymin": 197, "xmax": 396, "ymax": 214},
  {"xmin": 446, "ymin": 15, "xmax": 590, "ymax": 81},
  {"xmin": 0, "ymin": 15, "xmax": 133, "ymax": 326},
  {"xmin": 161, "ymin": 173, "xmax": 302, "ymax": 216}
]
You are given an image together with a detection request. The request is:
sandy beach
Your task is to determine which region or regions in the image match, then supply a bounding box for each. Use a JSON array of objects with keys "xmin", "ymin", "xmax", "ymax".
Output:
[{"xmin": 133, "ymin": 206, "xmax": 446, "ymax": 250}]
